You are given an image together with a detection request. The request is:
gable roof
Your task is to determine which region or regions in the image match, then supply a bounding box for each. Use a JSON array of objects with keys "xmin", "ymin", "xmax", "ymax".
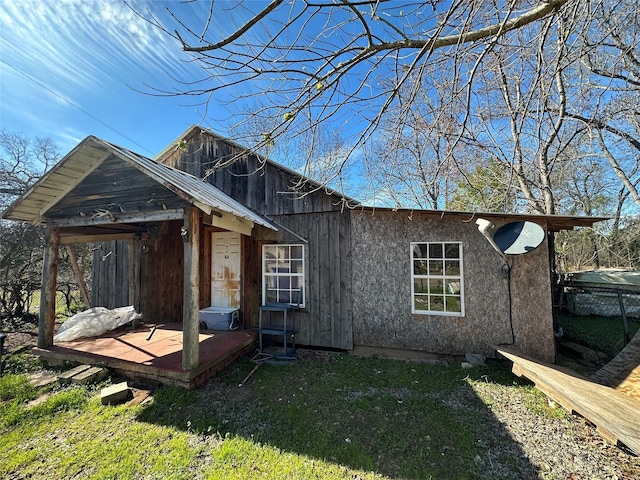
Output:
[
  {"xmin": 156, "ymin": 125, "xmax": 360, "ymax": 207},
  {"xmin": 157, "ymin": 126, "xmax": 607, "ymax": 232},
  {"xmin": 1, "ymin": 136, "xmax": 278, "ymax": 231}
]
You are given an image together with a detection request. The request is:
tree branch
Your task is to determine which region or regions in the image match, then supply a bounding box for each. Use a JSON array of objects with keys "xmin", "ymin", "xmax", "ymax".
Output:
[
  {"xmin": 178, "ymin": 0, "xmax": 570, "ymax": 54},
  {"xmin": 178, "ymin": 0, "xmax": 286, "ymax": 51}
]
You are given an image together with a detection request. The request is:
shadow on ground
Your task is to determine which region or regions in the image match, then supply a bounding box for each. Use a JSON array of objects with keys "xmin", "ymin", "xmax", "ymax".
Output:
[{"xmin": 136, "ymin": 353, "xmax": 538, "ymax": 479}]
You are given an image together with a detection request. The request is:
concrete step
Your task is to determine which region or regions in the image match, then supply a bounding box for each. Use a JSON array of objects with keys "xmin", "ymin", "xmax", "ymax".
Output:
[
  {"xmin": 71, "ymin": 366, "xmax": 108, "ymax": 385},
  {"xmin": 58, "ymin": 364, "xmax": 93, "ymax": 384},
  {"xmin": 101, "ymin": 381, "xmax": 131, "ymax": 405}
]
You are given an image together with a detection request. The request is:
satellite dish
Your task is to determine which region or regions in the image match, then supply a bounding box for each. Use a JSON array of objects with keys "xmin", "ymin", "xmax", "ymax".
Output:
[{"xmin": 493, "ymin": 221, "xmax": 545, "ymax": 255}]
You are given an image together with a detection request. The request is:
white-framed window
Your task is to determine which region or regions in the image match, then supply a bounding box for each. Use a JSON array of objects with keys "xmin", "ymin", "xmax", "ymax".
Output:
[
  {"xmin": 411, "ymin": 242, "xmax": 464, "ymax": 316},
  {"xmin": 262, "ymin": 244, "xmax": 305, "ymax": 307}
]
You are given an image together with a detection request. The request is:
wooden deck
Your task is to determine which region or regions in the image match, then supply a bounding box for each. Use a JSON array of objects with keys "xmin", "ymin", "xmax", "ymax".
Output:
[
  {"xmin": 33, "ymin": 323, "xmax": 258, "ymax": 389},
  {"xmin": 497, "ymin": 347, "xmax": 640, "ymax": 455},
  {"xmin": 591, "ymin": 327, "xmax": 640, "ymax": 401}
]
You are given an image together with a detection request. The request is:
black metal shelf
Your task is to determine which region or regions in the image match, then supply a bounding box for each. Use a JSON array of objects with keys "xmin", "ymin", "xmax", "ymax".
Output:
[{"xmin": 259, "ymin": 302, "xmax": 298, "ymax": 359}]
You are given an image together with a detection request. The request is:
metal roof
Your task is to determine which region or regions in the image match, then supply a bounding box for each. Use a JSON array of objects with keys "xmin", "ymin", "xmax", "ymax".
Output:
[
  {"xmin": 157, "ymin": 125, "xmax": 361, "ymax": 206},
  {"xmin": 563, "ymin": 269, "xmax": 640, "ymax": 292},
  {"xmin": 1, "ymin": 136, "xmax": 278, "ymax": 232},
  {"xmin": 354, "ymin": 207, "xmax": 607, "ymax": 232}
]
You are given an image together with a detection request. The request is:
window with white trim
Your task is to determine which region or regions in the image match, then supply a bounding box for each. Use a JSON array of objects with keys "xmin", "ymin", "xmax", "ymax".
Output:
[
  {"xmin": 411, "ymin": 242, "xmax": 464, "ymax": 316},
  {"xmin": 262, "ymin": 244, "xmax": 305, "ymax": 307}
]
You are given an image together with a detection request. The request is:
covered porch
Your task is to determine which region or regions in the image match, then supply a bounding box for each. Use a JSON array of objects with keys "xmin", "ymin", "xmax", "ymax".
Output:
[
  {"xmin": 1, "ymin": 136, "xmax": 278, "ymax": 387},
  {"xmin": 33, "ymin": 323, "xmax": 258, "ymax": 388}
]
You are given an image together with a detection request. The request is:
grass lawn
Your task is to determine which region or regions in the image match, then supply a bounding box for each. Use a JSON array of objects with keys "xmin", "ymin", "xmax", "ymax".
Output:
[
  {"xmin": 0, "ymin": 352, "xmax": 565, "ymax": 480},
  {"xmin": 557, "ymin": 313, "xmax": 640, "ymax": 358}
]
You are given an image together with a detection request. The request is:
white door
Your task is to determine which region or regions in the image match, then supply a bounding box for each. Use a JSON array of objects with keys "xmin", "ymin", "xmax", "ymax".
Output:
[{"xmin": 211, "ymin": 232, "xmax": 241, "ymax": 308}]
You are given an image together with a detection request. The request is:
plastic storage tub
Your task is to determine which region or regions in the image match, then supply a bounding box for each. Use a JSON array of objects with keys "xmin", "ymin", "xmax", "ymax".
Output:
[{"xmin": 198, "ymin": 307, "xmax": 240, "ymax": 331}]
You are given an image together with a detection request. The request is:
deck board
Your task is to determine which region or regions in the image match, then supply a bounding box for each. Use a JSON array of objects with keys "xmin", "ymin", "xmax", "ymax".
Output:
[
  {"xmin": 33, "ymin": 323, "xmax": 258, "ymax": 388},
  {"xmin": 591, "ymin": 327, "xmax": 640, "ymax": 401},
  {"xmin": 496, "ymin": 346, "xmax": 640, "ymax": 455}
]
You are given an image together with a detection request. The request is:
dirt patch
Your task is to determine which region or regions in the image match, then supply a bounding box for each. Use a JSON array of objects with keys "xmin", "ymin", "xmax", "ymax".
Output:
[{"xmin": 3, "ymin": 330, "xmax": 37, "ymax": 353}]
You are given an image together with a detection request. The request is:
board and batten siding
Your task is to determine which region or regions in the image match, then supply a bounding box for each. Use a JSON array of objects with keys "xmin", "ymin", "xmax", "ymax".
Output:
[
  {"xmin": 92, "ymin": 240, "xmax": 130, "ymax": 309},
  {"xmin": 159, "ymin": 130, "xmax": 345, "ymax": 217},
  {"xmin": 350, "ymin": 210, "xmax": 555, "ymax": 362},
  {"xmin": 138, "ymin": 221, "xmax": 186, "ymax": 322},
  {"xmin": 250, "ymin": 210, "xmax": 353, "ymax": 350},
  {"xmin": 92, "ymin": 220, "xmax": 213, "ymax": 323}
]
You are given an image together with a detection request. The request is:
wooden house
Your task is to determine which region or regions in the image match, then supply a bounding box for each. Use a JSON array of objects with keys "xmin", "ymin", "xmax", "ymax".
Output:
[{"xmin": 1, "ymin": 126, "xmax": 604, "ymax": 384}]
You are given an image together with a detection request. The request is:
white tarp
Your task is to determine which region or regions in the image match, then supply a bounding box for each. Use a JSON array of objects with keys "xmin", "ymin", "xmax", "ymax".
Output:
[{"xmin": 53, "ymin": 306, "xmax": 142, "ymax": 343}]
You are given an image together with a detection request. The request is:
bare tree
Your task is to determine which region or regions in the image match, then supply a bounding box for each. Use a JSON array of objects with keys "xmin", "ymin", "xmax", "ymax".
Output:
[
  {"xmin": 563, "ymin": 0, "xmax": 640, "ymax": 211},
  {"xmin": 0, "ymin": 131, "xmax": 58, "ymax": 318},
  {"xmin": 363, "ymin": 69, "xmax": 468, "ymax": 209},
  {"xmin": 134, "ymin": 0, "xmax": 638, "ymax": 283},
  {"xmin": 0, "ymin": 130, "xmax": 58, "ymax": 208},
  {"xmin": 0, "ymin": 132, "xmax": 90, "ymax": 320},
  {"xmin": 131, "ymin": 0, "xmax": 575, "ymax": 193}
]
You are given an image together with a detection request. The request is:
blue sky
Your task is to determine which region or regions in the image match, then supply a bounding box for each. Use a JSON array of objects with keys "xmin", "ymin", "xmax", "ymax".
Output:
[{"xmin": 0, "ymin": 0, "xmax": 235, "ymax": 157}]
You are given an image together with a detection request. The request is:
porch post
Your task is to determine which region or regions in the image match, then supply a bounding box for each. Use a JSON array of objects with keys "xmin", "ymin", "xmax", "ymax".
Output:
[
  {"xmin": 128, "ymin": 238, "xmax": 141, "ymax": 327},
  {"xmin": 39, "ymin": 225, "xmax": 59, "ymax": 348},
  {"xmin": 182, "ymin": 207, "xmax": 200, "ymax": 370}
]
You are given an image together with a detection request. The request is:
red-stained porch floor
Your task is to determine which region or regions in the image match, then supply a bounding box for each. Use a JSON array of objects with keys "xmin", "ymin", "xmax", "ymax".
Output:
[{"xmin": 32, "ymin": 323, "xmax": 258, "ymax": 388}]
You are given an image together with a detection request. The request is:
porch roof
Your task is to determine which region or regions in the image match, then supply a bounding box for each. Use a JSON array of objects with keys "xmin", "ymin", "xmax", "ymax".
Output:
[{"xmin": 1, "ymin": 136, "xmax": 278, "ymax": 232}]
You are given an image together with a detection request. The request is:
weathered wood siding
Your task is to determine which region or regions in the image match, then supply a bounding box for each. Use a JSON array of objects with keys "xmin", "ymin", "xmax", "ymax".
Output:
[
  {"xmin": 47, "ymin": 156, "xmax": 190, "ymax": 219},
  {"xmin": 159, "ymin": 129, "xmax": 354, "ymax": 349},
  {"xmin": 91, "ymin": 220, "xmax": 212, "ymax": 323},
  {"xmin": 160, "ymin": 130, "xmax": 345, "ymax": 216},
  {"xmin": 138, "ymin": 221, "xmax": 185, "ymax": 322},
  {"xmin": 249, "ymin": 211, "xmax": 353, "ymax": 350},
  {"xmin": 239, "ymin": 232, "xmax": 261, "ymax": 330},
  {"xmin": 92, "ymin": 240, "xmax": 131, "ymax": 309},
  {"xmin": 350, "ymin": 210, "xmax": 555, "ymax": 362}
]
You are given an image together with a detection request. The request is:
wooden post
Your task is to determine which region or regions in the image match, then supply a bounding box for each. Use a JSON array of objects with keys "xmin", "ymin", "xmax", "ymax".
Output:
[
  {"xmin": 39, "ymin": 226, "xmax": 60, "ymax": 348},
  {"xmin": 182, "ymin": 207, "xmax": 200, "ymax": 371},
  {"xmin": 65, "ymin": 244, "xmax": 91, "ymax": 307},
  {"xmin": 617, "ymin": 291, "xmax": 631, "ymax": 344},
  {"xmin": 128, "ymin": 238, "xmax": 141, "ymax": 326}
]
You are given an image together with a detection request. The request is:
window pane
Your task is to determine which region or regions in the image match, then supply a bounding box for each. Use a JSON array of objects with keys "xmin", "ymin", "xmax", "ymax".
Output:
[
  {"xmin": 429, "ymin": 278, "xmax": 444, "ymax": 294},
  {"xmin": 445, "ymin": 260, "xmax": 460, "ymax": 276},
  {"xmin": 265, "ymin": 259, "xmax": 278, "ymax": 272},
  {"xmin": 291, "ymin": 289, "xmax": 303, "ymax": 305},
  {"xmin": 278, "ymin": 291, "xmax": 292, "ymax": 304},
  {"xmin": 414, "ymin": 295, "xmax": 429, "ymax": 311},
  {"xmin": 414, "ymin": 278, "xmax": 429, "ymax": 294},
  {"xmin": 413, "ymin": 244, "xmax": 428, "ymax": 259},
  {"xmin": 444, "ymin": 243, "xmax": 460, "ymax": 259},
  {"xmin": 445, "ymin": 296, "xmax": 461, "ymax": 313},
  {"xmin": 430, "ymin": 296, "xmax": 445, "ymax": 311},
  {"xmin": 291, "ymin": 245, "xmax": 303, "ymax": 259},
  {"xmin": 446, "ymin": 281, "xmax": 461, "ymax": 295},
  {"xmin": 428, "ymin": 260, "xmax": 443, "ymax": 275},
  {"xmin": 413, "ymin": 260, "xmax": 428, "ymax": 275},
  {"xmin": 428, "ymin": 243, "xmax": 443, "ymax": 258},
  {"xmin": 266, "ymin": 290, "xmax": 278, "ymax": 303},
  {"xmin": 291, "ymin": 260, "xmax": 303, "ymax": 273}
]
